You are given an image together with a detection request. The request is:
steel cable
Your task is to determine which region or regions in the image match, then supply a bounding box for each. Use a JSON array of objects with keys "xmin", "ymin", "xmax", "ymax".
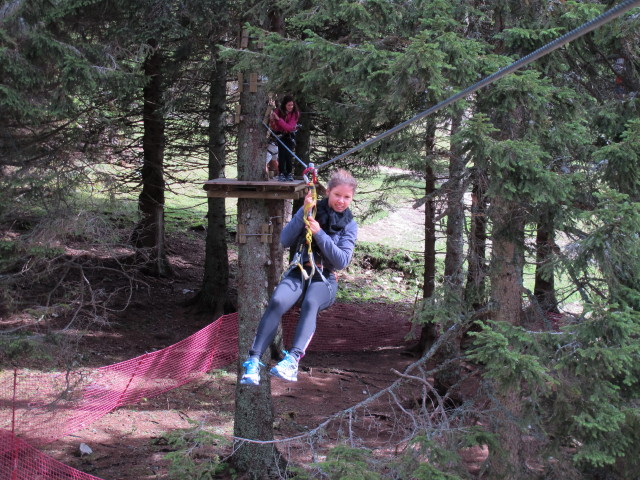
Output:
[{"xmin": 316, "ymin": 0, "xmax": 640, "ymax": 170}]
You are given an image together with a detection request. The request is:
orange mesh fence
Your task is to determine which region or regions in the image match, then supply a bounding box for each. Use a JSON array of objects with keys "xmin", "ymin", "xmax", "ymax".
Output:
[{"xmin": 0, "ymin": 303, "xmax": 414, "ymax": 480}]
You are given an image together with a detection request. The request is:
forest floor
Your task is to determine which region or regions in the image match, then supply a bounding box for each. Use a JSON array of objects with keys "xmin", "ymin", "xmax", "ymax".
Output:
[{"xmin": 3, "ymin": 200, "xmax": 469, "ymax": 480}]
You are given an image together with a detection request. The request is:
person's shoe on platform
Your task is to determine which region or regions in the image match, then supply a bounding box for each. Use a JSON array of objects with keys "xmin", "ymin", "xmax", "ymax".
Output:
[
  {"xmin": 286, "ymin": 173, "xmax": 294, "ymax": 182},
  {"xmin": 277, "ymin": 173, "xmax": 286, "ymax": 182},
  {"xmin": 270, "ymin": 352, "xmax": 299, "ymax": 382},
  {"xmin": 240, "ymin": 357, "xmax": 262, "ymax": 386}
]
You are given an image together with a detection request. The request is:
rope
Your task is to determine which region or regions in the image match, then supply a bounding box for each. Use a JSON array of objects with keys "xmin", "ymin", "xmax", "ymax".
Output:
[
  {"xmin": 302, "ymin": 165, "xmax": 319, "ymax": 278},
  {"xmin": 315, "ymin": 0, "xmax": 640, "ymax": 171},
  {"xmin": 280, "ymin": 164, "xmax": 319, "ymax": 282}
]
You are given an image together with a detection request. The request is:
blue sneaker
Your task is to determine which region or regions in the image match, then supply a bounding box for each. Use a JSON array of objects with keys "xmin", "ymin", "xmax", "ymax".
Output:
[
  {"xmin": 269, "ymin": 352, "xmax": 299, "ymax": 382},
  {"xmin": 240, "ymin": 357, "xmax": 263, "ymax": 386}
]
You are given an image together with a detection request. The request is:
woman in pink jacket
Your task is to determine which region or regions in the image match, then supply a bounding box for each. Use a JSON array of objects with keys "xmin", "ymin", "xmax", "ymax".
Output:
[{"xmin": 269, "ymin": 95, "xmax": 300, "ymax": 181}]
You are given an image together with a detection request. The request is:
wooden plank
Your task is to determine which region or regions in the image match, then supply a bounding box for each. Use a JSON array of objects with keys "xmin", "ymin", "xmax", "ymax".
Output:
[
  {"xmin": 203, "ymin": 178, "xmax": 307, "ymax": 190},
  {"xmin": 206, "ymin": 190, "xmax": 306, "ymax": 200},
  {"xmin": 203, "ymin": 178, "xmax": 307, "ymax": 186},
  {"xmin": 249, "ymin": 72, "xmax": 258, "ymax": 92},
  {"xmin": 203, "ymin": 178, "xmax": 308, "ymax": 199},
  {"xmin": 236, "ymin": 224, "xmax": 247, "ymax": 244},
  {"xmin": 203, "ymin": 179, "xmax": 307, "ymax": 190},
  {"xmin": 260, "ymin": 223, "xmax": 273, "ymax": 243},
  {"xmin": 240, "ymin": 29, "xmax": 249, "ymax": 49},
  {"xmin": 237, "ymin": 73, "xmax": 243, "ymax": 93}
]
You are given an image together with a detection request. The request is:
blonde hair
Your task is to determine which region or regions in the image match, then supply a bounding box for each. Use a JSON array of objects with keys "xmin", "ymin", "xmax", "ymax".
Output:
[{"xmin": 327, "ymin": 169, "xmax": 357, "ymax": 193}]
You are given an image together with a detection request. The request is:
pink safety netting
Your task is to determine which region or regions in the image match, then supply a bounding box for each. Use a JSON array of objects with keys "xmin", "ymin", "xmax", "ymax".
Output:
[
  {"xmin": 0, "ymin": 303, "xmax": 414, "ymax": 480},
  {"xmin": 0, "ymin": 430, "xmax": 103, "ymax": 480}
]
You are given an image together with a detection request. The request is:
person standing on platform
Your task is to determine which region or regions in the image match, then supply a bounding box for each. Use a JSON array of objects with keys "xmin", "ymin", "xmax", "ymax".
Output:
[{"xmin": 269, "ymin": 95, "xmax": 300, "ymax": 182}]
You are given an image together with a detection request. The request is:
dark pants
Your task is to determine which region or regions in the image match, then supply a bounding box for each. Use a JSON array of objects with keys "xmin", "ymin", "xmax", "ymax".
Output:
[
  {"xmin": 249, "ymin": 268, "xmax": 337, "ymax": 360},
  {"xmin": 277, "ymin": 133, "xmax": 296, "ymax": 177}
]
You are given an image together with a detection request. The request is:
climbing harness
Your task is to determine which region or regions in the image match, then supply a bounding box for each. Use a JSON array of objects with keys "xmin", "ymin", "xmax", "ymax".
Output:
[{"xmin": 283, "ymin": 163, "xmax": 318, "ymax": 281}]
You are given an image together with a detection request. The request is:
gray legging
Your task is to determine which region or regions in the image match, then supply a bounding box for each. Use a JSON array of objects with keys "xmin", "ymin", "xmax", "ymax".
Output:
[{"xmin": 249, "ymin": 268, "xmax": 337, "ymax": 360}]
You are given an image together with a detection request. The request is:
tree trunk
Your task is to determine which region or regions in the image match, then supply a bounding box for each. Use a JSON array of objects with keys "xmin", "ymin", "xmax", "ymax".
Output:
[
  {"xmin": 432, "ymin": 111, "xmax": 468, "ymax": 390},
  {"xmin": 266, "ymin": 5, "xmax": 294, "ymax": 361},
  {"xmin": 132, "ymin": 39, "xmax": 171, "ymax": 276},
  {"xmin": 232, "ymin": 36, "xmax": 282, "ymax": 477},
  {"xmin": 266, "ymin": 199, "xmax": 289, "ymax": 360},
  {"xmin": 192, "ymin": 54, "xmax": 231, "ymax": 317},
  {"xmin": 234, "ymin": 195, "xmax": 280, "ymax": 478},
  {"xmin": 294, "ymin": 97, "xmax": 311, "ymax": 171},
  {"xmin": 443, "ymin": 110, "xmax": 466, "ymax": 299},
  {"xmin": 533, "ymin": 209, "xmax": 558, "ymax": 313},
  {"xmin": 415, "ymin": 120, "xmax": 438, "ymax": 354},
  {"xmin": 489, "ymin": 201, "xmax": 525, "ymax": 320},
  {"xmin": 464, "ymin": 166, "xmax": 488, "ymax": 309},
  {"xmin": 489, "ymin": 195, "xmax": 526, "ymax": 479}
]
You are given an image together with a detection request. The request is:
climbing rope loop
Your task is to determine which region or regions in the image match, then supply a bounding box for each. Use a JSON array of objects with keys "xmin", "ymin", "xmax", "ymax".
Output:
[{"xmin": 301, "ymin": 164, "xmax": 319, "ymax": 279}]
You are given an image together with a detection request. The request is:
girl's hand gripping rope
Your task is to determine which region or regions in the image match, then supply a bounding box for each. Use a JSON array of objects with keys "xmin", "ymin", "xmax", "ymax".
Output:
[
  {"xmin": 303, "ymin": 192, "xmax": 320, "ymax": 234},
  {"xmin": 302, "ymin": 164, "xmax": 319, "ymax": 234}
]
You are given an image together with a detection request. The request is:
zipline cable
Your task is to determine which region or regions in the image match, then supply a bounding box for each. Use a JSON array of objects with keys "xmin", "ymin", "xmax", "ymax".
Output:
[{"xmin": 316, "ymin": 0, "xmax": 640, "ymax": 171}]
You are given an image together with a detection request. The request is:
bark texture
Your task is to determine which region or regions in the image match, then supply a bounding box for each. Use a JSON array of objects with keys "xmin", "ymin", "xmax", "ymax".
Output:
[
  {"xmin": 488, "ymin": 196, "xmax": 526, "ymax": 479},
  {"xmin": 415, "ymin": 120, "xmax": 438, "ymax": 354},
  {"xmin": 132, "ymin": 39, "xmax": 171, "ymax": 276},
  {"xmin": 232, "ymin": 39, "xmax": 282, "ymax": 476},
  {"xmin": 464, "ymin": 167, "xmax": 488, "ymax": 308},
  {"xmin": 194, "ymin": 55, "xmax": 231, "ymax": 316},
  {"xmin": 444, "ymin": 110, "xmax": 466, "ymax": 298},
  {"xmin": 534, "ymin": 209, "xmax": 558, "ymax": 313}
]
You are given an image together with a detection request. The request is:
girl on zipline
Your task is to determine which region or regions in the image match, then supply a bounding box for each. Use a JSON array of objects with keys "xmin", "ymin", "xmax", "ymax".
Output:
[
  {"xmin": 241, "ymin": 169, "xmax": 358, "ymax": 385},
  {"xmin": 269, "ymin": 95, "xmax": 300, "ymax": 182}
]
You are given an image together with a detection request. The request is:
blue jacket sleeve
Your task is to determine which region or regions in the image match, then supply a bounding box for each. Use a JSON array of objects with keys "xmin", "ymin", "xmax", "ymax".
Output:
[
  {"xmin": 280, "ymin": 207, "xmax": 306, "ymax": 248},
  {"xmin": 280, "ymin": 207, "xmax": 358, "ymax": 271},
  {"xmin": 313, "ymin": 220, "xmax": 358, "ymax": 270}
]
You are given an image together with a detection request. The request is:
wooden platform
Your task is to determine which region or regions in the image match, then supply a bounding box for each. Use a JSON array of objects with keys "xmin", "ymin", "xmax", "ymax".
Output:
[{"xmin": 203, "ymin": 178, "xmax": 309, "ymax": 199}]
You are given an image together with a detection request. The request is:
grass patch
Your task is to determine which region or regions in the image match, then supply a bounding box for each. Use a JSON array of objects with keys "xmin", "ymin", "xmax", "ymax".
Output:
[
  {"xmin": 336, "ymin": 241, "xmax": 425, "ymax": 304},
  {"xmin": 161, "ymin": 422, "xmax": 232, "ymax": 479},
  {"xmin": 355, "ymin": 242, "xmax": 424, "ymax": 278},
  {"xmin": 0, "ymin": 334, "xmax": 57, "ymax": 367}
]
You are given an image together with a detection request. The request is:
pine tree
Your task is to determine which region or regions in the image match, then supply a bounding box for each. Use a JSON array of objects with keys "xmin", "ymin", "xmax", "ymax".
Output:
[
  {"xmin": 466, "ymin": 1, "xmax": 640, "ymax": 477},
  {"xmin": 0, "ymin": 0, "xmax": 135, "ymax": 213}
]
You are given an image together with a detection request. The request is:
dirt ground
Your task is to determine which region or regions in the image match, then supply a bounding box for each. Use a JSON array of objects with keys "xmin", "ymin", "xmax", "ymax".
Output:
[
  {"xmin": 41, "ymin": 349, "xmax": 418, "ymax": 480},
  {"xmin": 6, "ymin": 205, "xmax": 434, "ymax": 480}
]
